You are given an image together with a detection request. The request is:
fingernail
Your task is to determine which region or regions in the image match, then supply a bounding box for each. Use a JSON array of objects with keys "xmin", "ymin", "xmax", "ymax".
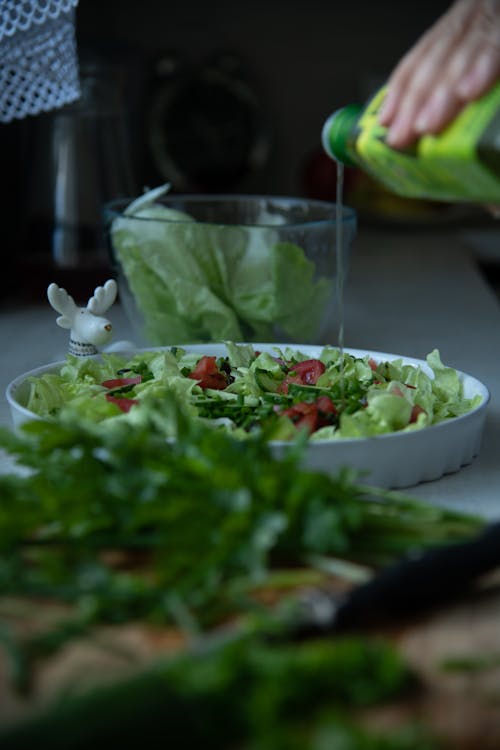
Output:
[
  {"xmin": 386, "ymin": 122, "xmax": 406, "ymax": 147},
  {"xmin": 457, "ymin": 55, "xmax": 491, "ymax": 98},
  {"xmin": 458, "ymin": 72, "xmax": 478, "ymax": 99},
  {"xmin": 414, "ymin": 111, "xmax": 430, "ymax": 132},
  {"xmin": 414, "ymin": 89, "xmax": 448, "ymax": 133},
  {"xmin": 386, "ymin": 130, "xmax": 398, "ymax": 147},
  {"xmin": 378, "ymin": 107, "xmax": 390, "ymax": 125},
  {"xmin": 458, "ymin": 73, "xmax": 473, "ymax": 98},
  {"xmin": 379, "ymin": 91, "xmax": 395, "ymax": 125}
]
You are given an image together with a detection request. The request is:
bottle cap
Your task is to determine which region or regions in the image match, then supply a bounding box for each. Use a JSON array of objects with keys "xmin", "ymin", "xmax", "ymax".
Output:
[{"xmin": 322, "ymin": 104, "xmax": 362, "ymax": 167}]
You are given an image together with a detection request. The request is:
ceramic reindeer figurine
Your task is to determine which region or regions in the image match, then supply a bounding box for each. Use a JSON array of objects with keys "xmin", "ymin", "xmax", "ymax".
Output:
[{"xmin": 47, "ymin": 279, "xmax": 118, "ymax": 357}]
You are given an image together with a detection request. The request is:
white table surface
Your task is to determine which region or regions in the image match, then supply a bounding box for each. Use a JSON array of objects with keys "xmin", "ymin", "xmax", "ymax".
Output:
[{"xmin": 1, "ymin": 227, "xmax": 499, "ymax": 518}]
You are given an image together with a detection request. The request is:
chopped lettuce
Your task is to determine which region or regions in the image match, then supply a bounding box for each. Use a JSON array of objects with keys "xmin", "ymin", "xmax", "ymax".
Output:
[
  {"xmin": 23, "ymin": 344, "xmax": 482, "ymax": 444},
  {"xmin": 110, "ymin": 186, "xmax": 331, "ymax": 344}
]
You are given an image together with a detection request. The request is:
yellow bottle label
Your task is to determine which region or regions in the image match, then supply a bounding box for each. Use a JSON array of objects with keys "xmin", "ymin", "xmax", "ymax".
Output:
[{"xmin": 354, "ymin": 83, "xmax": 500, "ymax": 202}]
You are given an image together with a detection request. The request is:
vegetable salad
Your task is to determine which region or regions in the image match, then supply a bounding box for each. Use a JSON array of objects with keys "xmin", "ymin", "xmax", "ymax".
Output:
[{"xmin": 25, "ymin": 343, "xmax": 481, "ymax": 441}]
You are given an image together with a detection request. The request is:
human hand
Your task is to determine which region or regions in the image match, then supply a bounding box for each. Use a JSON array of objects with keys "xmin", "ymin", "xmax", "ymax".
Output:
[{"xmin": 379, "ymin": 0, "xmax": 500, "ymax": 149}]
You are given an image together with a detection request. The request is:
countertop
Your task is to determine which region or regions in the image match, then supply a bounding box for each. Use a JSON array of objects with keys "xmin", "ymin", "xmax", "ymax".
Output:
[
  {"xmin": 1, "ymin": 226, "xmax": 500, "ymax": 747},
  {"xmin": 1, "ymin": 226, "xmax": 499, "ymax": 518}
]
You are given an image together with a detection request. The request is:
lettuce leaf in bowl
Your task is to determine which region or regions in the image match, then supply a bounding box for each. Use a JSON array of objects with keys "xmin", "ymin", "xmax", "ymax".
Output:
[{"xmin": 110, "ymin": 187, "xmax": 331, "ymax": 344}]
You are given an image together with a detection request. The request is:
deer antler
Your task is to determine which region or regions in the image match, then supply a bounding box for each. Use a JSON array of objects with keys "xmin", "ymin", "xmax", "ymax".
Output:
[
  {"xmin": 47, "ymin": 283, "xmax": 78, "ymax": 330},
  {"xmin": 87, "ymin": 279, "xmax": 118, "ymax": 315}
]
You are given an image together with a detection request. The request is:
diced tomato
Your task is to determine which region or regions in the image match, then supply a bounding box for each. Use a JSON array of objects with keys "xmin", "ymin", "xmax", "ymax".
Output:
[
  {"xmin": 281, "ymin": 401, "xmax": 319, "ymax": 434},
  {"xmin": 316, "ymin": 395, "xmax": 336, "ymax": 414},
  {"xmin": 290, "ymin": 359, "xmax": 326, "ymax": 384},
  {"xmin": 410, "ymin": 404, "xmax": 427, "ymax": 423},
  {"xmin": 200, "ymin": 374, "xmax": 228, "ymax": 390},
  {"xmin": 280, "ymin": 395, "xmax": 337, "ymax": 434},
  {"xmin": 105, "ymin": 394, "xmax": 139, "ymax": 413},
  {"xmin": 294, "ymin": 413, "xmax": 318, "ymax": 433},
  {"xmin": 368, "ymin": 358, "xmax": 378, "ymax": 371},
  {"xmin": 295, "ymin": 413, "xmax": 318, "ymax": 434},
  {"xmin": 278, "ymin": 359, "xmax": 326, "ymax": 393},
  {"xmin": 101, "ymin": 375, "xmax": 142, "ymax": 389},
  {"xmin": 189, "ymin": 355, "xmax": 218, "ymax": 378},
  {"xmin": 315, "ymin": 395, "xmax": 337, "ymax": 426},
  {"xmin": 278, "ymin": 374, "xmax": 303, "ymax": 394},
  {"xmin": 188, "ymin": 355, "xmax": 228, "ymax": 390}
]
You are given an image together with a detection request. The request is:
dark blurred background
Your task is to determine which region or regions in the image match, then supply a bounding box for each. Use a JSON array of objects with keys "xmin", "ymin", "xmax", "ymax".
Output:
[
  {"xmin": 3, "ymin": 0, "xmax": 494, "ymax": 303},
  {"xmin": 74, "ymin": 0, "xmax": 453, "ymax": 196}
]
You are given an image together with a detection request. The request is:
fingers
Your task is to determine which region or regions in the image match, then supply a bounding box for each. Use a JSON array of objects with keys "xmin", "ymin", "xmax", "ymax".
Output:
[
  {"xmin": 378, "ymin": 18, "xmax": 460, "ymax": 127},
  {"xmin": 379, "ymin": 0, "xmax": 500, "ymax": 149},
  {"xmin": 457, "ymin": 47, "xmax": 500, "ymax": 99},
  {"xmin": 411, "ymin": 37, "xmax": 485, "ymax": 135},
  {"xmin": 413, "ymin": 87, "xmax": 464, "ymax": 138},
  {"xmin": 383, "ymin": 59, "xmax": 464, "ymax": 148}
]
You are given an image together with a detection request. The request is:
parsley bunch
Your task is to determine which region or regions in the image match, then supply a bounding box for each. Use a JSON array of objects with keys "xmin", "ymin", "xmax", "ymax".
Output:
[
  {"xmin": 0, "ymin": 395, "xmax": 482, "ymax": 694},
  {"xmin": 0, "ymin": 398, "xmax": 481, "ymax": 627}
]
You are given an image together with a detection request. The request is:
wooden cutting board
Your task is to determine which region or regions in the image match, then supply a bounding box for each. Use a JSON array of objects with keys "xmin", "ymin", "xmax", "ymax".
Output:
[
  {"xmin": 1, "ymin": 584, "xmax": 500, "ymax": 747},
  {"xmin": 365, "ymin": 583, "xmax": 500, "ymax": 749}
]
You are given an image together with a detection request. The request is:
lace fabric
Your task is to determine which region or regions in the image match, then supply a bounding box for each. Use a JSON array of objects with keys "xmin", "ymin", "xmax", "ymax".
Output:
[{"xmin": 0, "ymin": 0, "xmax": 80, "ymax": 122}]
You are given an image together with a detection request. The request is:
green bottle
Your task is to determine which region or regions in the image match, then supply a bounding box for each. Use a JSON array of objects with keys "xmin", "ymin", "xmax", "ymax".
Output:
[{"xmin": 322, "ymin": 83, "xmax": 500, "ymax": 203}]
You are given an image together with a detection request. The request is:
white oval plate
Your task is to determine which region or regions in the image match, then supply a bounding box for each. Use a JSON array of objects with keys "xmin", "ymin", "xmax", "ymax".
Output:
[{"xmin": 6, "ymin": 343, "xmax": 490, "ymax": 489}]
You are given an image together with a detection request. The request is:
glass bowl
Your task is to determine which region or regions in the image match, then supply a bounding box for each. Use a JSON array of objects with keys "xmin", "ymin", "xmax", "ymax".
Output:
[{"xmin": 105, "ymin": 191, "xmax": 357, "ymax": 346}]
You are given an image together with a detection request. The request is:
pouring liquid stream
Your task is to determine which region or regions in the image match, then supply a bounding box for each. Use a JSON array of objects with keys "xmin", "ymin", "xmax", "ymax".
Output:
[{"xmin": 335, "ymin": 161, "xmax": 345, "ymax": 403}]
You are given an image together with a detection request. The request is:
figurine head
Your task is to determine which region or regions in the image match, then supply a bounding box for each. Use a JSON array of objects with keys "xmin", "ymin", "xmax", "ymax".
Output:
[{"xmin": 47, "ymin": 279, "xmax": 118, "ymax": 357}]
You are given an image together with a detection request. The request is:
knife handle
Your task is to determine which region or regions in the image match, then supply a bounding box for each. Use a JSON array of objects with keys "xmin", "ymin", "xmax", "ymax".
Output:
[{"xmin": 334, "ymin": 521, "xmax": 500, "ymax": 630}]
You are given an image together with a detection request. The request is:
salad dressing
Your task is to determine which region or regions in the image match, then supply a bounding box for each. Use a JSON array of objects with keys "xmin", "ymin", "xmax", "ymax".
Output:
[{"xmin": 335, "ymin": 162, "xmax": 345, "ymax": 401}]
